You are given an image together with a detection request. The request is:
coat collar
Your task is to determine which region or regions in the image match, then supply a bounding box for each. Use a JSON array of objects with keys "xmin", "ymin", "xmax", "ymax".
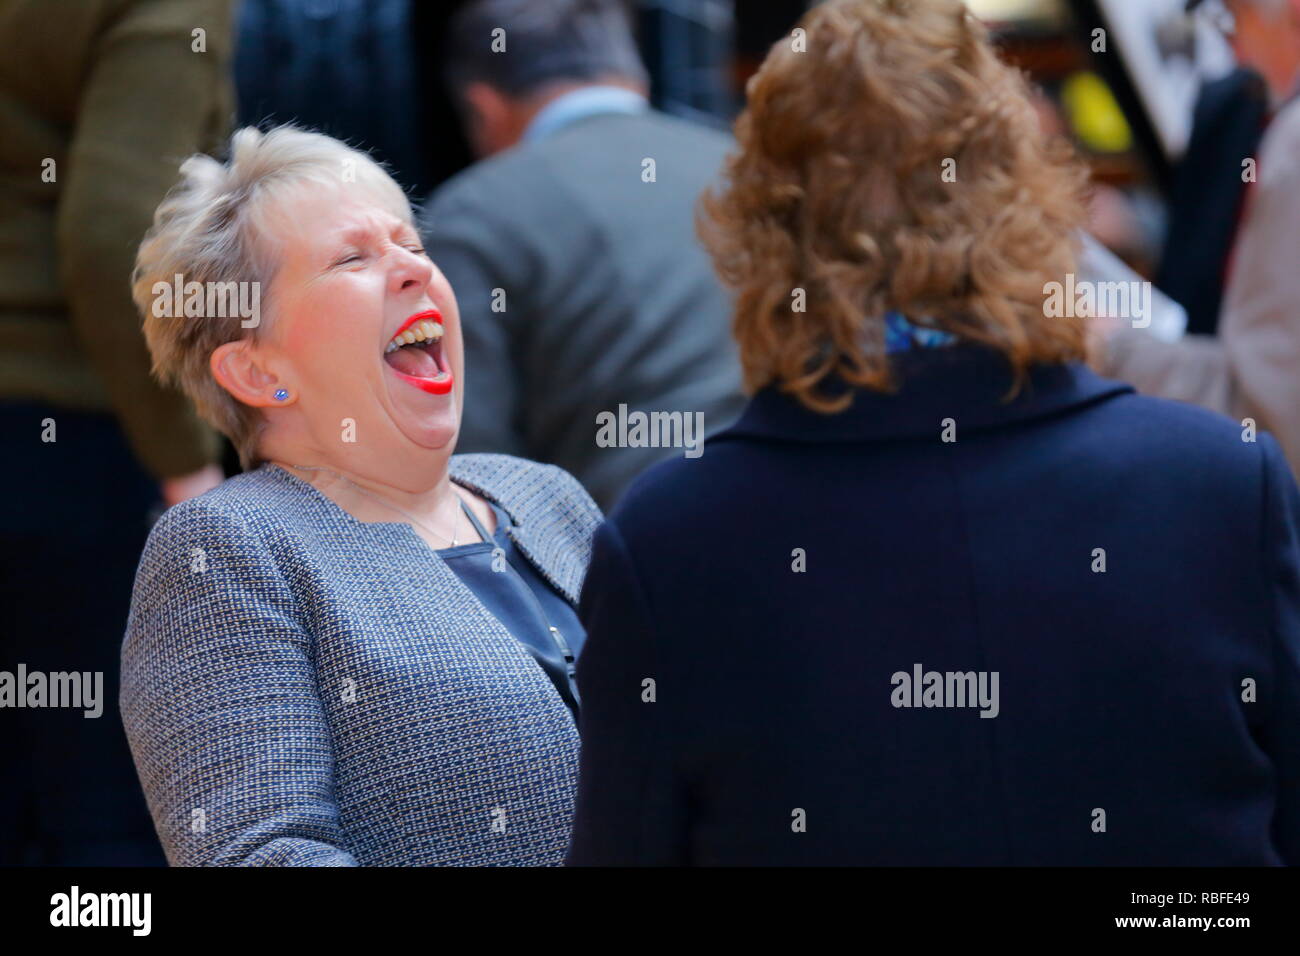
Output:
[{"xmin": 714, "ymin": 345, "xmax": 1133, "ymax": 446}]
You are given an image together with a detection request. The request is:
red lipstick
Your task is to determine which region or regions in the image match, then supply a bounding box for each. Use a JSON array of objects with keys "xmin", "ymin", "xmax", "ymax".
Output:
[
  {"xmin": 394, "ymin": 369, "xmax": 454, "ymax": 395},
  {"xmin": 386, "ymin": 308, "xmax": 452, "ymax": 395}
]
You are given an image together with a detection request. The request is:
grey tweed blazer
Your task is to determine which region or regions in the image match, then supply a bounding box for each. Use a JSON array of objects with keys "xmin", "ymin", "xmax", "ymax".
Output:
[{"xmin": 120, "ymin": 455, "xmax": 602, "ymax": 866}]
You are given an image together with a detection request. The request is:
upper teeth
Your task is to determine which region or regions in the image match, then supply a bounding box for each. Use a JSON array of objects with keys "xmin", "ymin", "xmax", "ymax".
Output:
[{"xmin": 385, "ymin": 319, "xmax": 442, "ymax": 353}]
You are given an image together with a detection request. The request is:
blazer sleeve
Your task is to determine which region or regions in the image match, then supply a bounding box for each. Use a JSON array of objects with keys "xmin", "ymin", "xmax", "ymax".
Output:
[
  {"xmin": 1260, "ymin": 435, "xmax": 1300, "ymax": 863},
  {"xmin": 566, "ymin": 518, "xmax": 690, "ymax": 865},
  {"xmin": 120, "ymin": 501, "xmax": 359, "ymax": 866}
]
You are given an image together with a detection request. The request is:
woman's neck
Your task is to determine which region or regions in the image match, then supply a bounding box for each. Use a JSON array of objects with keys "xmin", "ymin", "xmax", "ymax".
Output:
[{"xmin": 269, "ymin": 455, "xmax": 463, "ymax": 539}]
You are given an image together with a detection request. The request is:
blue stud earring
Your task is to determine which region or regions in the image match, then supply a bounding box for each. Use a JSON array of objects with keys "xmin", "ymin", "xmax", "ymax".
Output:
[{"xmin": 273, "ymin": 388, "xmax": 289, "ymax": 402}]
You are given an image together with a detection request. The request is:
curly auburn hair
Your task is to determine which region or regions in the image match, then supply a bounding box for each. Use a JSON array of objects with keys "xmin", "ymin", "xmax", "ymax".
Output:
[{"xmin": 697, "ymin": 0, "xmax": 1091, "ymax": 412}]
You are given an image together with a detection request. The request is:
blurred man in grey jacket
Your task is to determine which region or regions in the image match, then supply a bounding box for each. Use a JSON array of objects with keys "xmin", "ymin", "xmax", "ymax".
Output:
[{"xmin": 419, "ymin": 0, "xmax": 744, "ymax": 509}]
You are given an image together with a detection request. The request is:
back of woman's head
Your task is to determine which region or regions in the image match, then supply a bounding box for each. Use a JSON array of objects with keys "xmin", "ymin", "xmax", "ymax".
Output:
[{"xmin": 699, "ymin": 0, "xmax": 1091, "ymax": 411}]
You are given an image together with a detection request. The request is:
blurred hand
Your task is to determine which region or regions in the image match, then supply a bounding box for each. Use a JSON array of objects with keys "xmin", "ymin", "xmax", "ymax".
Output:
[
  {"xmin": 160, "ymin": 464, "xmax": 223, "ymax": 506},
  {"xmin": 1085, "ymin": 313, "xmax": 1125, "ymax": 370}
]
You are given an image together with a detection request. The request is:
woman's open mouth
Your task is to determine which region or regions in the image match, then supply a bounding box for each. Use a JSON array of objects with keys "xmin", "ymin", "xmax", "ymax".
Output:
[{"xmin": 383, "ymin": 309, "xmax": 453, "ymax": 394}]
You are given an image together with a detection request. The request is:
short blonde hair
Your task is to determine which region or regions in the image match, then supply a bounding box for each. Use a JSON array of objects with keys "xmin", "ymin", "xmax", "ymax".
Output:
[
  {"xmin": 697, "ymin": 0, "xmax": 1091, "ymax": 413},
  {"xmin": 133, "ymin": 125, "xmax": 412, "ymax": 469}
]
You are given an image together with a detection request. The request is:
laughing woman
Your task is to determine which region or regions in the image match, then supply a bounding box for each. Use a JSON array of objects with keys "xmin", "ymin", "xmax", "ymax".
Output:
[{"xmin": 120, "ymin": 126, "xmax": 599, "ymax": 866}]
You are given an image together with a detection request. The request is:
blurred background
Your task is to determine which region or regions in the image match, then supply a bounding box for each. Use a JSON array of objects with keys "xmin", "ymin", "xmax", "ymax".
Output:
[
  {"xmin": 233, "ymin": 0, "xmax": 1241, "ymax": 276},
  {"xmin": 231, "ymin": 0, "xmax": 1251, "ymax": 281}
]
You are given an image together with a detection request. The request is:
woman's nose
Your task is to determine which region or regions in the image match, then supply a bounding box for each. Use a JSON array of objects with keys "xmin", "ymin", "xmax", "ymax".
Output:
[{"xmin": 391, "ymin": 245, "xmax": 433, "ymax": 294}]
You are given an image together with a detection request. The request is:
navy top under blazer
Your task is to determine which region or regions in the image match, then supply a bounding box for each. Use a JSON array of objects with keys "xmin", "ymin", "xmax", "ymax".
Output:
[
  {"xmin": 122, "ymin": 455, "xmax": 601, "ymax": 866},
  {"xmin": 441, "ymin": 499, "xmax": 586, "ymax": 717},
  {"xmin": 567, "ymin": 345, "xmax": 1300, "ymax": 866}
]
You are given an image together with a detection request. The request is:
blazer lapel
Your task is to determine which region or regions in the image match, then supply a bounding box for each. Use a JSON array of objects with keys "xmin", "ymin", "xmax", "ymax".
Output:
[{"xmin": 449, "ymin": 457, "xmax": 587, "ymax": 606}]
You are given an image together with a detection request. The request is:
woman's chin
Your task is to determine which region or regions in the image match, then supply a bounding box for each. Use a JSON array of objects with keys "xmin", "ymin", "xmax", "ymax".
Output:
[
  {"xmin": 390, "ymin": 395, "xmax": 459, "ymax": 451},
  {"xmin": 376, "ymin": 362, "xmax": 455, "ymax": 443}
]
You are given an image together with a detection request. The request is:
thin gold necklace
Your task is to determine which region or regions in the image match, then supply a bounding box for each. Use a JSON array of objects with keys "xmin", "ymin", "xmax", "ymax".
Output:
[{"xmin": 280, "ymin": 462, "xmax": 468, "ymax": 547}]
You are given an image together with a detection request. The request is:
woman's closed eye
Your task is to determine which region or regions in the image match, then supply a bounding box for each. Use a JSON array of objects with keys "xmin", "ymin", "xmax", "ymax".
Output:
[
  {"xmin": 329, "ymin": 242, "xmax": 367, "ymax": 267},
  {"xmin": 332, "ymin": 245, "xmax": 425, "ymax": 268}
]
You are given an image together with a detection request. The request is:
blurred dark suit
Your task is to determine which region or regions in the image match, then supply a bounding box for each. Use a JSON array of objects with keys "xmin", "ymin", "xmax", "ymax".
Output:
[{"xmin": 1156, "ymin": 67, "xmax": 1270, "ymax": 336}]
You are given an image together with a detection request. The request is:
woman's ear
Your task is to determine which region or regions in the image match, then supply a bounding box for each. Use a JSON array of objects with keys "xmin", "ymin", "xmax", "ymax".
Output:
[
  {"xmin": 463, "ymin": 82, "xmax": 515, "ymax": 155},
  {"xmin": 211, "ymin": 339, "xmax": 294, "ymax": 408}
]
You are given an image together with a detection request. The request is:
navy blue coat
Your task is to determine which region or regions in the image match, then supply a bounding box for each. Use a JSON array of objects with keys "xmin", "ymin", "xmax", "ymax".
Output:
[{"xmin": 566, "ymin": 345, "xmax": 1300, "ymax": 865}]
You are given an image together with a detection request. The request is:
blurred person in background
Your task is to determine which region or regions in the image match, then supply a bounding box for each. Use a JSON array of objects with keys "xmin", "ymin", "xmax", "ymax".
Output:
[
  {"xmin": 1095, "ymin": 0, "xmax": 1300, "ymax": 477},
  {"xmin": 1205, "ymin": 0, "xmax": 1300, "ymax": 101},
  {"xmin": 1155, "ymin": 0, "xmax": 1300, "ymax": 336},
  {"xmin": 233, "ymin": 0, "xmax": 473, "ymax": 203},
  {"xmin": 420, "ymin": 0, "xmax": 745, "ymax": 510},
  {"xmin": 0, "ymin": 0, "xmax": 233, "ymax": 865},
  {"xmin": 568, "ymin": 0, "xmax": 1300, "ymax": 866}
]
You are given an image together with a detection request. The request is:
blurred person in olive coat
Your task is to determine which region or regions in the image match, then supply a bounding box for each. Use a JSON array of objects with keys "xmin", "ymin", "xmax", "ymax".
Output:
[{"xmin": 0, "ymin": 0, "xmax": 234, "ymax": 864}]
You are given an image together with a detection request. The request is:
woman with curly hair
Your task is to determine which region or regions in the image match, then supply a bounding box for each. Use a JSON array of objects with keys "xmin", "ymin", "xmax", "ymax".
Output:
[{"xmin": 566, "ymin": 0, "xmax": 1300, "ymax": 865}]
